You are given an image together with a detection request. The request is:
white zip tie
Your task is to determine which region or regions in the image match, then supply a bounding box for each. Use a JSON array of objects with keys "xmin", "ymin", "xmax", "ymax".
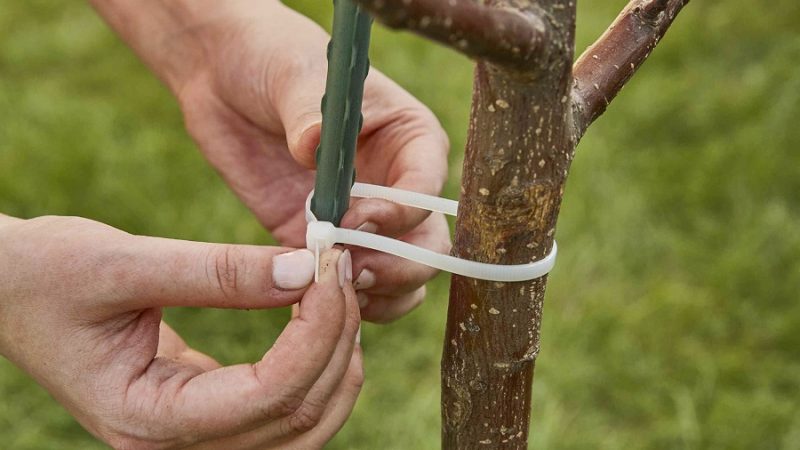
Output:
[{"xmin": 306, "ymin": 183, "xmax": 557, "ymax": 282}]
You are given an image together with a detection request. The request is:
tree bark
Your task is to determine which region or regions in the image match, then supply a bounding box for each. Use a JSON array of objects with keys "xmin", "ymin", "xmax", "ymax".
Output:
[
  {"xmin": 354, "ymin": 0, "xmax": 689, "ymax": 447},
  {"xmin": 441, "ymin": 3, "xmax": 575, "ymax": 447},
  {"xmin": 572, "ymin": 0, "xmax": 690, "ymax": 139},
  {"xmin": 353, "ymin": 0, "xmax": 548, "ymax": 67}
]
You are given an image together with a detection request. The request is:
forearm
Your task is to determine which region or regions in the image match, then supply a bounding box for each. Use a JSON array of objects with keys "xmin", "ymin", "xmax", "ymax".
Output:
[{"xmin": 88, "ymin": 0, "xmax": 282, "ymax": 94}]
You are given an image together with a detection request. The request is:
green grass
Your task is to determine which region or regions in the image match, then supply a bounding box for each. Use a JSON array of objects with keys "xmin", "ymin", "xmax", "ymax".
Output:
[{"xmin": 1, "ymin": 0, "xmax": 799, "ymax": 448}]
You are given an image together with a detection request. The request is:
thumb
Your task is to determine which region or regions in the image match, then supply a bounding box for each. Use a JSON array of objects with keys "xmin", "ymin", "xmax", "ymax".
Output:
[
  {"xmin": 113, "ymin": 235, "xmax": 317, "ymax": 311},
  {"xmin": 140, "ymin": 250, "xmax": 349, "ymax": 441},
  {"xmin": 276, "ymin": 67, "xmax": 325, "ymax": 170}
]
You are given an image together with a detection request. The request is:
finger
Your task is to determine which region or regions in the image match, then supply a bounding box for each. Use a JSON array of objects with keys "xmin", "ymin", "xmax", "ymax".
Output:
[
  {"xmin": 280, "ymin": 68, "xmax": 449, "ymax": 238},
  {"xmin": 0, "ymin": 213, "xmax": 23, "ymax": 226},
  {"xmin": 198, "ymin": 257, "xmax": 360, "ymax": 448},
  {"xmin": 129, "ymin": 250, "xmax": 348, "ymax": 442},
  {"xmin": 350, "ymin": 213, "xmax": 451, "ymax": 296},
  {"xmin": 157, "ymin": 322, "xmax": 221, "ymax": 372},
  {"xmin": 341, "ymin": 147, "xmax": 449, "ymax": 239},
  {"xmin": 275, "ymin": 347, "xmax": 364, "ymax": 450},
  {"xmin": 190, "ymin": 347, "xmax": 364, "ymax": 450},
  {"xmin": 275, "ymin": 62, "xmax": 326, "ymax": 170},
  {"xmin": 113, "ymin": 234, "xmax": 317, "ymax": 311},
  {"xmin": 340, "ymin": 97, "xmax": 449, "ymax": 238},
  {"xmin": 266, "ymin": 266, "xmax": 359, "ymax": 440},
  {"xmin": 359, "ymin": 286, "xmax": 427, "ymax": 324}
]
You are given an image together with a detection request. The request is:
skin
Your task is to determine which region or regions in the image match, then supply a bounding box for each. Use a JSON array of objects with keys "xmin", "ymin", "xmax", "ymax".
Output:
[
  {"xmin": 0, "ymin": 0, "xmax": 450, "ymax": 447},
  {"xmin": 0, "ymin": 215, "xmax": 360, "ymax": 448},
  {"xmin": 91, "ymin": 0, "xmax": 452, "ymax": 321}
]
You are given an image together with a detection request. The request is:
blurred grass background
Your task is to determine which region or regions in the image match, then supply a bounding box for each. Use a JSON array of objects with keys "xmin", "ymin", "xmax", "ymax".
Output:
[{"xmin": 1, "ymin": 0, "xmax": 799, "ymax": 448}]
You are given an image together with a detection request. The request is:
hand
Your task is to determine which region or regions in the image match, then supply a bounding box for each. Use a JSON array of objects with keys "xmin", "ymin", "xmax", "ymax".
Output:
[
  {"xmin": 0, "ymin": 214, "xmax": 362, "ymax": 449},
  {"xmin": 171, "ymin": 1, "xmax": 452, "ymax": 323}
]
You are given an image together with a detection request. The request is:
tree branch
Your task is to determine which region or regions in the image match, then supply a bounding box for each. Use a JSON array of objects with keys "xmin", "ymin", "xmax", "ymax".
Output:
[
  {"xmin": 352, "ymin": 0, "xmax": 548, "ymax": 68},
  {"xmin": 571, "ymin": 0, "xmax": 689, "ymax": 139}
]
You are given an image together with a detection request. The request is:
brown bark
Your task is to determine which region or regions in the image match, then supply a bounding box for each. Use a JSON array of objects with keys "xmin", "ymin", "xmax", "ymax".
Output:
[
  {"xmin": 353, "ymin": 0, "xmax": 548, "ymax": 67},
  {"xmin": 572, "ymin": 0, "xmax": 690, "ymax": 139},
  {"xmin": 443, "ymin": 60, "xmax": 574, "ymax": 448},
  {"xmin": 353, "ymin": 0, "xmax": 688, "ymax": 448},
  {"xmin": 441, "ymin": 2, "xmax": 575, "ymax": 445}
]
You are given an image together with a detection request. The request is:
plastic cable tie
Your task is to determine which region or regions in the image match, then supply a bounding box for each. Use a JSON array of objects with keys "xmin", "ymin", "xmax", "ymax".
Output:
[{"xmin": 305, "ymin": 182, "xmax": 557, "ymax": 283}]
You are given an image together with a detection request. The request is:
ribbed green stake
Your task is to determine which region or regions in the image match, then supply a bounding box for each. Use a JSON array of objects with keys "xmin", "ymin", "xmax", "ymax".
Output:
[{"xmin": 310, "ymin": 0, "xmax": 373, "ymax": 226}]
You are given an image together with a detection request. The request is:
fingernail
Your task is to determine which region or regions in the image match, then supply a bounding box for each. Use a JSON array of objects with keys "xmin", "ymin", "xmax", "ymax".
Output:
[
  {"xmin": 346, "ymin": 252, "xmax": 353, "ymax": 282},
  {"xmin": 354, "ymin": 269, "xmax": 376, "ymax": 291},
  {"xmin": 356, "ymin": 222, "xmax": 378, "ymax": 234},
  {"xmin": 272, "ymin": 249, "xmax": 316, "ymax": 290},
  {"xmin": 338, "ymin": 250, "xmax": 352, "ymax": 288},
  {"xmin": 294, "ymin": 123, "xmax": 322, "ymax": 167},
  {"xmin": 356, "ymin": 325, "xmax": 362, "ymax": 344},
  {"xmin": 357, "ymin": 292, "xmax": 369, "ymax": 308}
]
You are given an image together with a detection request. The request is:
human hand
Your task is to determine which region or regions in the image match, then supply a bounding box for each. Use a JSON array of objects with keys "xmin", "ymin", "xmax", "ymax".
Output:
[
  {"xmin": 168, "ymin": 1, "xmax": 452, "ymax": 323},
  {"xmin": 0, "ymin": 214, "xmax": 361, "ymax": 449}
]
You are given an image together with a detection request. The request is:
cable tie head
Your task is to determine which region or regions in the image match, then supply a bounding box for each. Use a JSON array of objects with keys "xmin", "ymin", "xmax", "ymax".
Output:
[{"xmin": 306, "ymin": 221, "xmax": 337, "ymax": 253}]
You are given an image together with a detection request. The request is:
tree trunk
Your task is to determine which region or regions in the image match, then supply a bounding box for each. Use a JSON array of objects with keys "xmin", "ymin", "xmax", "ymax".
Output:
[
  {"xmin": 352, "ymin": 0, "xmax": 689, "ymax": 447},
  {"xmin": 441, "ymin": 5, "xmax": 576, "ymax": 447}
]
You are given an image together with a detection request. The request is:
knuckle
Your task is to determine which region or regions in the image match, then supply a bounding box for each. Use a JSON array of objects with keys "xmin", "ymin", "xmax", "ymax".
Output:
[
  {"xmin": 266, "ymin": 388, "xmax": 307, "ymax": 420},
  {"xmin": 285, "ymin": 402, "xmax": 325, "ymax": 434},
  {"xmin": 207, "ymin": 245, "xmax": 245, "ymax": 298}
]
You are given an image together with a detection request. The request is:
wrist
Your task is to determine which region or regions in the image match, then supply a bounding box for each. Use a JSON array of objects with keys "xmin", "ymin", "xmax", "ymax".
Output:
[
  {"xmin": 144, "ymin": 0, "xmax": 218, "ymax": 94},
  {"xmin": 90, "ymin": 0, "xmax": 283, "ymax": 96}
]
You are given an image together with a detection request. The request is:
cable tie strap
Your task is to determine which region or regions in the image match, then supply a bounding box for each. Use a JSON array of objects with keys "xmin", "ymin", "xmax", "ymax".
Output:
[{"xmin": 305, "ymin": 183, "xmax": 557, "ymax": 282}]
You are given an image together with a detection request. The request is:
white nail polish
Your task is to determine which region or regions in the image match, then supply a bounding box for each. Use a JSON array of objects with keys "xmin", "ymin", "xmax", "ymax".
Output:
[
  {"xmin": 356, "ymin": 222, "xmax": 378, "ymax": 234},
  {"xmin": 338, "ymin": 250, "xmax": 352, "ymax": 288},
  {"xmin": 345, "ymin": 252, "xmax": 353, "ymax": 283},
  {"xmin": 354, "ymin": 269, "xmax": 377, "ymax": 291},
  {"xmin": 272, "ymin": 249, "xmax": 315, "ymax": 290}
]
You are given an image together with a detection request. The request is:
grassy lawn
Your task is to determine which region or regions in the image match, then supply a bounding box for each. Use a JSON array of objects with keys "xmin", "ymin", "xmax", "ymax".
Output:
[{"xmin": 1, "ymin": 0, "xmax": 799, "ymax": 448}]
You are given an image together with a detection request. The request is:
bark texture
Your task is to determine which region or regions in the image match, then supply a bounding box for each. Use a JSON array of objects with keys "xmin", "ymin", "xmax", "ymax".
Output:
[
  {"xmin": 354, "ymin": 0, "xmax": 689, "ymax": 448},
  {"xmin": 572, "ymin": 0, "xmax": 690, "ymax": 139},
  {"xmin": 441, "ymin": 3, "xmax": 575, "ymax": 446},
  {"xmin": 353, "ymin": 0, "xmax": 548, "ymax": 67}
]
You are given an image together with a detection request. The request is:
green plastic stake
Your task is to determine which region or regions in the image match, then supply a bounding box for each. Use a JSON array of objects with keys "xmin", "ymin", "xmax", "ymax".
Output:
[{"xmin": 310, "ymin": 0, "xmax": 373, "ymax": 226}]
